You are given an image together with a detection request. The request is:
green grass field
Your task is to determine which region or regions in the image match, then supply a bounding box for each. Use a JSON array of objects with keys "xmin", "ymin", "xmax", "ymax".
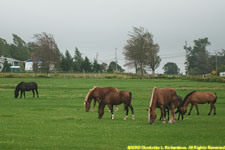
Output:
[{"xmin": 0, "ymin": 78, "xmax": 225, "ymax": 150}]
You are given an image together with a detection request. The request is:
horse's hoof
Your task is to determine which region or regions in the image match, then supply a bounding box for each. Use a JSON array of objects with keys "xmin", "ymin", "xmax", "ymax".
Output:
[
  {"xmin": 111, "ymin": 115, "xmax": 115, "ymax": 120},
  {"xmin": 172, "ymin": 120, "xmax": 176, "ymax": 123},
  {"xmin": 214, "ymin": 113, "xmax": 216, "ymax": 115},
  {"xmin": 208, "ymin": 113, "xmax": 210, "ymax": 116},
  {"xmin": 188, "ymin": 113, "xmax": 191, "ymax": 115},
  {"xmin": 92, "ymin": 110, "xmax": 95, "ymax": 112},
  {"xmin": 162, "ymin": 121, "xmax": 166, "ymax": 124},
  {"xmin": 168, "ymin": 120, "xmax": 173, "ymax": 124},
  {"xmin": 132, "ymin": 115, "xmax": 135, "ymax": 120}
]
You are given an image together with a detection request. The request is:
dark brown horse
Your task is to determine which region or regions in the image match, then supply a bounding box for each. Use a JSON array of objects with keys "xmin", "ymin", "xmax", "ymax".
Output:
[
  {"xmin": 98, "ymin": 90, "xmax": 134, "ymax": 120},
  {"xmin": 84, "ymin": 86, "xmax": 118, "ymax": 112},
  {"xmin": 15, "ymin": 82, "xmax": 39, "ymax": 98},
  {"xmin": 148, "ymin": 88, "xmax": 178, "ymax": 124},
  {"xmin": 182, "ymin": 91, "xmax": 217, "ymax": 115},
  {"xmin": 160, "ymin": 95, "xmax": 184, "ymax": 121}
]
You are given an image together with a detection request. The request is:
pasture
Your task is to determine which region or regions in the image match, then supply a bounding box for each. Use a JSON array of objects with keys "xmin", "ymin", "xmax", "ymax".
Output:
[{"xmin": 0, "ymin": 78, "xmax": 225, "ymax": 150}]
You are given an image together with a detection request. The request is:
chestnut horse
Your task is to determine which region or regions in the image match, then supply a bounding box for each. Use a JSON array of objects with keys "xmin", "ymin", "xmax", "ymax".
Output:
[
  {"xmin": 98, "ymin": 90, "xmax": 134, "ymax": 120},
  {"xmin": 84, "ymin": 86, "xmax": 118, "ymax": 112},
  {"xmin": 148, "ymin": 88, "xmax": 178, "ymax": 124},
  {"xmin": 182, "ymin": 91, "xmax": 217, "ymax": 115}
]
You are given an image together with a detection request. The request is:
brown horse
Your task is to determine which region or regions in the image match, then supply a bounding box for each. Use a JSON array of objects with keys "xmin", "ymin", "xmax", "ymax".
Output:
[
  {"xmin": 84, "ymin": 86, "xmax": 118, "ymax": 112},
  {"xmin": 182, "ymin": 91, "xmax": 217, "ymax": 115},
  {"xmin": 98, "ymin": 90, "xmax": 134, "ymax": 120},
  {"xmin": 148, "ymin": 88, "xmax": 178, "ymax": 124}
]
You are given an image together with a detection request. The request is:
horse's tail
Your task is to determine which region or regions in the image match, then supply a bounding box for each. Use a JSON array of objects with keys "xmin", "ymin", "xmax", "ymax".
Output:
[
  {"xmin": 129, "ymin": 92, "xmax": 132, "ymax": 103},
  {"xmin": 213, "ymin": 93, "xmax": 217, "ymax": 104}
]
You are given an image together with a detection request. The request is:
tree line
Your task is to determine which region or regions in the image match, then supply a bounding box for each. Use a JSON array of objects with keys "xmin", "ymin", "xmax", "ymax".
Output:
[
  {"xmin": 1, "ymin": 27, "xmax": 224, "ymax": 75},
  {"xmin": 0, "ymin": 33, "xmax": 124, "ymax": 73}
]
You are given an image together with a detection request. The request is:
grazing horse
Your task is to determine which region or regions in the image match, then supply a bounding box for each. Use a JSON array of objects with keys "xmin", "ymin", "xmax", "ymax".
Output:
[
  {"xmin": 15, "ymin": 82, "xmax": 39, "ymax": 98},
  {"xmin": 98, "ymin": 90, "xmax": 134, "ymax": 120},
  {"xmin": 84, "ymin": 86, "xmax": 119, "ymax": 112},
  {"xmin": 182, "ymin": 91, "xmax": 217, "ymax": 115},
  {"xmin": 160, "ymin": 95, "xmax": 184, "ymax": 121},
  {"xmin": 148, "ymin": 88, "xmax": 178, "ymax": 124}
]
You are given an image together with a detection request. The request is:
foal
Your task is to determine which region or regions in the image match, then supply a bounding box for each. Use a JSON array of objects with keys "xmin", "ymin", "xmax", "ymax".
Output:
[{"xmin": 98, "ymin": 90, "xmax": 134, "ymax": 120}]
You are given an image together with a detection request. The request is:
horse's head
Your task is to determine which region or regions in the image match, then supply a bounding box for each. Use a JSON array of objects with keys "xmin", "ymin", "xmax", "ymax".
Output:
[
  {"xmin": 14, "ymin": 90, "xmax": 19, "ymax": 98},
  {"xmin": 181, "ymin": 107, "xmax": 187, "ymax": 115},
  {"xmin": 148, "ymin": 108, "xmax": 157, "ymax": 125},
  {"xmin": 85, "ymin": 101, "xmax": 91, "ymax": 112}
]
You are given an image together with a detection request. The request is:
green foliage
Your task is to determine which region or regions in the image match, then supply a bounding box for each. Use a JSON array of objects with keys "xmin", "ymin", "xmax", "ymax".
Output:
[
  {"xmin": 2, "ymin": 58, "xmax": 11, "ymax": 72},
  {"xmin": 124, "ymin": 27, "xmax": 161, "ymax": 76},
  {"xmin": 60, "ymin": 50, "xmax": 73, "ymax": 72},
  {"xmin": 73, "ymin": 47, "xmax": 83, "ymax": 72},
  {"xmin": 163, "ymin": 62, "xmax": 180, "ymax": 75},
  {"xmin": 186, "ymin": 38, "xmax": 211, "ymax": 75},
  {"xmin": 82, "ymin": 56, "xmax": 92, "ymax": 73},
  {"xmin": 0, "ymin": 78, "xmax": 225, "ymax": 150},
  {"xmin": 107, "ymin": 61, "xmax": 124, "ymax": 73}
]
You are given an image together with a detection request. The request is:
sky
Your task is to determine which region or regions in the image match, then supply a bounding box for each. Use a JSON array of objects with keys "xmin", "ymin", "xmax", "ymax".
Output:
[{"xmin": 1, "ymin": 0, "xmax": 225, "ymax": 74}]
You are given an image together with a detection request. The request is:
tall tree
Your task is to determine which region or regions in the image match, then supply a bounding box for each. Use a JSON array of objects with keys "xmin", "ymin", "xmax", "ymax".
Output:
[
  {"xmin": 73, "ymin": 47, "xmax": 83, "ymax": 72},
  {"xmin": 123, "ymin": 27, "xmax": 160, "ymax": 76},
  {"xmin": 107, "ymin": 61, "xmax": 124, "ymax": 73},
  {"xmin": 163, "ymin": 62, "xmax": 180, "ymax": 75},
  {"xmin": 10, "ymin": 34, "xmax": 30, "ymax": 61},
  {"xmin": 0, "ymin": 38, "xmax": 11, "ymax": 57},
  {"xmin": 60, "ymin": 50, "xmax": 73, "ymax": 72},
  {"xmin": 82, "ymin": 56, "xmax": 92, "ymax": 73},
  {"xmin": 185, "ymin": 38, "xmax": 210, "ymax": 75},
  {"xmin": 32, "ymin": 32, "xmax": 61, "ymax": 73}
]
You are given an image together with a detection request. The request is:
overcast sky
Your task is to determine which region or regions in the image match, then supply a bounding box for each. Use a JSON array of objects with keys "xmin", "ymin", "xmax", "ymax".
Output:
[{"xmin": 1, "ymin": 0, "xmax": 225, "ymax": 74}]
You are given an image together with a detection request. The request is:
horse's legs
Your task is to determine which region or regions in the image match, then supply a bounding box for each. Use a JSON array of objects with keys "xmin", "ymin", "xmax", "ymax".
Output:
[
  {"xmin": 115, "ymin": 105, "xmax": 119, "ymax": 112},
  {"xmin": 208, "ymin": 103, "xmax": 215, "ymax": 115},
  {"xmin": 124, "ymin": 104, "xmax": 129, "ymax": 120},
  {"xmin": 110, "ymin": 105, "xmax": 114, "ymax": 119},
  {"xmin": 35, "ymin": 89, "xmax": 39, "ymax": 98},
  {"xmin": 160, "ymin": 105, "xmax": 166, "ymax": 124},
  {"xmin": 188, "ymin": 103, "xmax": 194, "ymax": 115},
  {"xmin": 129, "ymin": 103, "xmax": 135, "ymax": 120},
  {"xmin": 92, "ymin": 99, "xmax": 97, "ymax": 112},
  {"xmin": 169, "ymin": 105, "xmax": 176, "ymax": 124},
  {"xmin": 195, "ymin": 104, "xmax": 199, "ymax": 115},
  {"xmin": 32, "ymin": 89, "xmax": 35, "ymax": 98},
  {"xmin": 167, "ymin": 109, "xmax": 170, "ymax": 121},
  {"xmin": 20, "ymin": 90, "xmax": 22, "ymax": 98}
]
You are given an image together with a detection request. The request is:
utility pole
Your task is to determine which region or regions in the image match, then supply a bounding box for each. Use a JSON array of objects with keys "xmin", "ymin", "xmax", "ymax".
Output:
[
  {"xmin": 115, "ymin": 48, "xmax": 118, "ymax": 72},
  {"xmin": 185, "ymin": 41, "xmax": 189, "ymax": 76},
  {"xmin": 216, "ymin": 52, "xmax": 218, "ymax": 75}
]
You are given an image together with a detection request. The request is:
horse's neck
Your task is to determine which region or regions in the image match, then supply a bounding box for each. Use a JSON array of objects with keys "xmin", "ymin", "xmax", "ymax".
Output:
[{"xmin": 183, "ymin": 98, "xmax": 190, "ymax": 108}]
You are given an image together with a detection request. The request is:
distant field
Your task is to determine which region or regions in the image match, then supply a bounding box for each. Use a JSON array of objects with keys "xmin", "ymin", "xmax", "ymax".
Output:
[{"xmin": 0, "ymin": 78, "xmax": 225, "ymax": 150}]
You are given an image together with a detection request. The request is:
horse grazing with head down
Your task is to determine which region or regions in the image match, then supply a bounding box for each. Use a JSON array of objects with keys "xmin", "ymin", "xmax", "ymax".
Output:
[
  {"xmin": 15, "ymin": 82, "xmax": 39, "ymax": 98},
  {"xmin": 182, "ymin": 91, "xmax": 217, "ymax": 116},
  {"xmin": 148, "ymin": 88, "xmax": 178, "ymax": 125},
  {"xmin": 98, "ymin": 90, "xmax": 134, "ymax": 120},
  {"xmin": 160, "ymin": 95, "xmax": 184, "ymax": 121},
  {"xmin": 84, "ymin": 86, "xmax": 119, "ymax": 112}
]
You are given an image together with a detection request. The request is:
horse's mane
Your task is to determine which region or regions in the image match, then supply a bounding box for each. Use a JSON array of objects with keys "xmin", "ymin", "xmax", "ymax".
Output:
[
  {"xmin": 84, "ymin": 86, "xmax": 98, "ymax": 102},
  {"xmin": 16, "ymin": 82, "xmax": 24, "ymax": 90},
  {"xmin": 183, "ymin": 91, "xmax": 196, "ymax": 105}
]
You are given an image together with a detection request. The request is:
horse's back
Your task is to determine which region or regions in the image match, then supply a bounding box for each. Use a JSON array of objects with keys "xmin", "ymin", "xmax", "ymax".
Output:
[{"xmin": 193, "ymin": 92, "xmax": 216, "ymax": 103}]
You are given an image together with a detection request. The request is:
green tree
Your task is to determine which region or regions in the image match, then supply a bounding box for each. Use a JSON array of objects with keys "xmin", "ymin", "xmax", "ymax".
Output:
[
  {"xmin": 82, "ymin": 56, "xmax": 92, "ymax": 73},
  {"xmin": 185, "ymin": 38, "xmax": 211, "ymax": 75},
  {"xmin": 93, "ymin": 59, "xmax": 102, "ymax": 73},
  {"xmin": 107, "ymin": 61, "xmax": 124, "ymax": 73},
  {"xmin": 0, "ymin": 38, "xmax": 11, "ymax": 57},
  {"xmin": 61, "ymin": 50, "xmax": 73, "ymax": 72},
  {"xmin": 163, "ymin": 62, "xmax": 180, "ymax": 75},
  {"xmin": 124, "ymin": 27, "xmax": 160, "ymax": 76},
  {"xmin": 73, "ymin": 48, "xmax": 83, "ymax": 72},
  {"xmin": 32, "ymin": 33, "xmax": 61, "ymax": 73},
  {"xmin": 10, "ymin": 34, "xmax": 30, "ymax": 61},
  {"xmin": 2, "ymin": 58, "xmax": 11, "ymax": 72}
]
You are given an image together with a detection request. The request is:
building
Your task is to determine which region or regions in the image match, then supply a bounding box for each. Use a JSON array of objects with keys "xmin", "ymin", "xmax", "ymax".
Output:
[
  {"xmin": 0, "ymin": 56, "xmax": 22, "ymax": 72},
  {"xmin": 25, "ymin": 58, "xmax": 42, "ymax": 71}
]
